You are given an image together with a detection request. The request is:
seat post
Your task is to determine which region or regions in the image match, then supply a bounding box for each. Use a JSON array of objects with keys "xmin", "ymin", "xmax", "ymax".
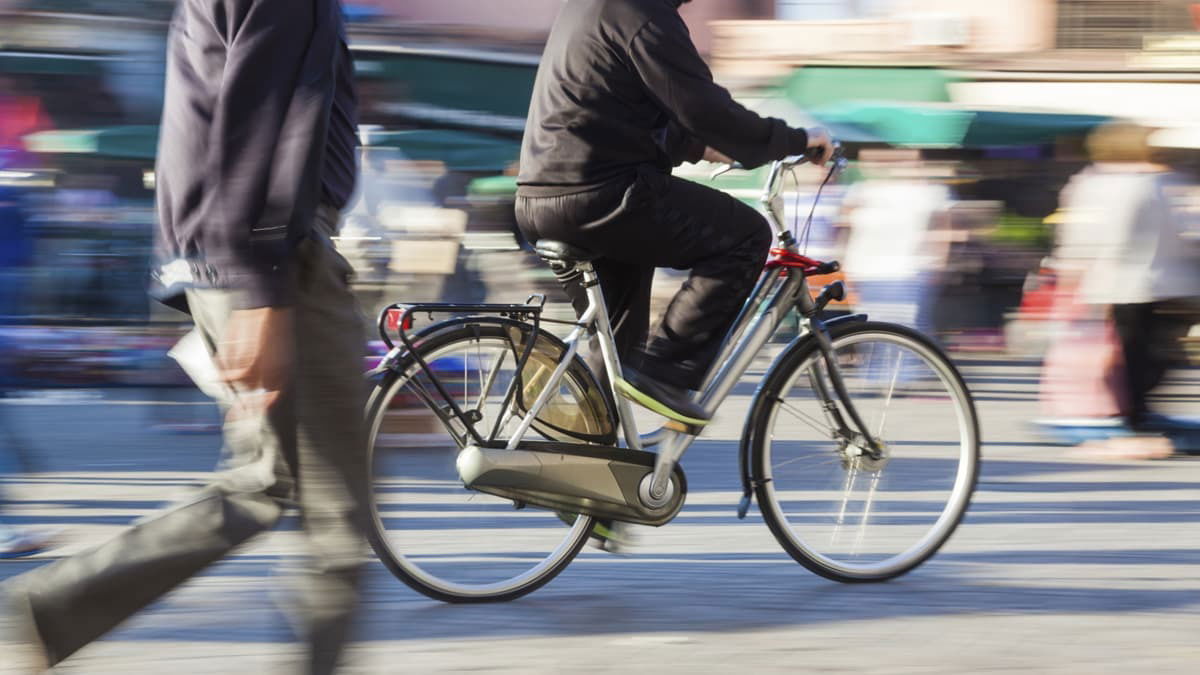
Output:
[{"xmin": 578, "ymin": 263, "xmax": 643, "ymax": 452}]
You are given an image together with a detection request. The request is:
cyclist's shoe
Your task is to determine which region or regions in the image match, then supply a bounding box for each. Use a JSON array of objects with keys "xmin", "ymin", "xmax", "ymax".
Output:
[
  {"xmin": 615, "ymin": 367, "xmax": 710, "ymax": 428},
  {"xmin": 588, "ymin": 520, "xmax": 634, "ymax": 555}
]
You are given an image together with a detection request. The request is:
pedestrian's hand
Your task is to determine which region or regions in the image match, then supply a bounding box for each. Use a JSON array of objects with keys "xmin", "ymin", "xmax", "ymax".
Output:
[
  {"xmin": 805, "ymin": 127, "xmax": 835, "ymax": 166},
  {"xmin": 216, "ymin": 307, "xmax": 294, "ymax": 412},
  {"xmin": 703, "ymin": 146, "xmax": 734, "ymax": 165}
]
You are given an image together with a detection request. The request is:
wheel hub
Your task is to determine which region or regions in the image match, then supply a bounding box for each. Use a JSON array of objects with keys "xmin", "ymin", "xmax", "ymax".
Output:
[{"xmin": 841, "ymin": 435, "xmax": 890, "ymax": 472}]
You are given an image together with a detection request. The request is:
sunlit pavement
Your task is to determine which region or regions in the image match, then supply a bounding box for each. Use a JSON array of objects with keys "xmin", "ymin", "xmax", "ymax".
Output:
[{"xmin": 2, "ymin": 355, "xmax": 1198, "ymax": 674}]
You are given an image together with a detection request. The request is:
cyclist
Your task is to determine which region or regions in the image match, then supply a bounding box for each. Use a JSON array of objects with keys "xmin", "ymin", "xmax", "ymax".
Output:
[{"xmin": 515, "ymin": 0, "xmax": 834, "ymax": 426}]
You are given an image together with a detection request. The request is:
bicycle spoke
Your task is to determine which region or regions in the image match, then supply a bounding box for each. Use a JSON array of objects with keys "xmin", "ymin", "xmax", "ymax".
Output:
[
  {"xmin": 851, "ymin": 470, "xmax": 882, "ymax": 557},
  {"xmin": 776, "ymin": 398, "xmax": 836, "ymax": 437},
  {"xmin": 771, "ymin": 452, "xmax": 844, "ymax": 473},
  {"xmin": 875, "ymin": 348, "xmax": 905, "ymax": 438},
  {"xmin": 476, "ymin": 347, "xmax": 506, "ymax": 413},
  {"xmin": 831, "ymin": 460, "xmax": 859, "ymax": 547}
]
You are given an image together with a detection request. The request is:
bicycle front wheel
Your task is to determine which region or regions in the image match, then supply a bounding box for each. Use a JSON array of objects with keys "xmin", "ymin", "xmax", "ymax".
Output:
[
  {"xmin": 366, "ymin": 320, "xmax": 614, "ymax": 602},
  {"xmin": 750, "ymin": 321, "xmax": 979, "ymax": 582}
]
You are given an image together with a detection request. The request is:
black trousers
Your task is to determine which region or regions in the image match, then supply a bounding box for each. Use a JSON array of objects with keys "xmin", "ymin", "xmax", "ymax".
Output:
[
  {"xmin": 516, "ymin": 169, "xmax": 771, "ymax": 390},
  {"xmin": 1111, "ymin": 300, "xmax": 1195, "ymax": 430}
]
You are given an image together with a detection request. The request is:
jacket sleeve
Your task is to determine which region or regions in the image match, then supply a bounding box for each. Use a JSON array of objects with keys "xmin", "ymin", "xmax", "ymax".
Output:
[
  {"xmin": 627, "ymin": 11, "xmax": 808, "ymax": 170},
  {"xmin": 199, "ymin": 0, "xmax": 322, "ymax": 309}
]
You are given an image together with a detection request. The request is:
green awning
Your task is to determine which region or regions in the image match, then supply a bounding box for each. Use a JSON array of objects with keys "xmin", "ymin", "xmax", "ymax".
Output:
[
  {"xmin": 811, "ymin": 102, "xmax": 1110, "ymax": 148},
  {"xmin": 23, "ymin": 125, "xmax": 158, "ymax": 159},
  {"xmin": 24, "ymin": 126, "xmax": 520, "ymax": 172},
  {"xmin": 468, "ymin": 175, "xmax": 519, "ymax": 197},
  {"xmin": 784, "ymin": 67, "xmax": 957, "ymax": 108},
  {"xmin": 365, "ymin": 129, "xmax": 520, "ymax": 173}
]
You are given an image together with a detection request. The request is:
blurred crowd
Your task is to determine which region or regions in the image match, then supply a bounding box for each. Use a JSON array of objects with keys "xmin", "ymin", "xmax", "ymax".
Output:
[{"xmin": 3, "ymin": 0, "xmax": 1200, "ymax": 460}]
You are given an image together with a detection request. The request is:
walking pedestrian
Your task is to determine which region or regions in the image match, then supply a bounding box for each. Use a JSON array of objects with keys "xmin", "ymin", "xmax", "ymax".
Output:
[
  {"xmin": 2, "ymin": 0, "xmax": 368, "ymax": 672},
  {"xmin": 1045, "ymin": 122, "xmax": 1200, "ymax": 457},
  {"xmin": 0, "ymin": 74, "xmax": 54, "ymax": 560}
]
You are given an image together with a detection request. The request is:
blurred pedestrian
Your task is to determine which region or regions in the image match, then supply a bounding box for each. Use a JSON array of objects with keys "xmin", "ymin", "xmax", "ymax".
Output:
[
  {"xmin": 0, "ymin": 72, "xmax": 45, "ymax": 319},
  {"xmin": 1045, "ymin": 122, "xmax": 1200, "ymax": 457},
  {"xmin": 0, "ymin": 73, "xmax": 54, "ymax": 560},
  {"xmin": 2, "ymin": 0, "xmax": 368, "ymax": 672},
  {"xmin": 840, "ymin": 150, "xmax": 953, "ymax": 333},
  {"xmin": 0, "ymin": 326, "xmax": 53, "ymax": 560}
]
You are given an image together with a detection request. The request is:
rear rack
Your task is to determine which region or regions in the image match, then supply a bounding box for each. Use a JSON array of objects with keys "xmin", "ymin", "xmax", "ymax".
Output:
[{"xmin": 373, "ymin": 295, "xmax": 548, "ymax": 446}]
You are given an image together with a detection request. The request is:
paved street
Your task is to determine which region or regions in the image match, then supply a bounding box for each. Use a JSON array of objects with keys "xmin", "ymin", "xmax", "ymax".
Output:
[{"xmin": 2, "ymin": 355, "xmax": 1199, "ymax": 673}]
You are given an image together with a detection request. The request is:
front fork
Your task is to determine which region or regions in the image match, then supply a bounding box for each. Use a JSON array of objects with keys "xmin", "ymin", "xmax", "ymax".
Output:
[
  {"xmin": 803, "ymin": 313, "xmax": 885, "ymax": 461},
  {"xmin": 734, "ymin": 294, "xmax": 883, "ymax": 520}
]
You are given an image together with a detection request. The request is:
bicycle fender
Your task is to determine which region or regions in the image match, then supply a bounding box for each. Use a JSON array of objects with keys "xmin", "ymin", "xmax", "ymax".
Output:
[{"xmin": 735, "ymin": 313, "xmax": 867, "ymax": 519}]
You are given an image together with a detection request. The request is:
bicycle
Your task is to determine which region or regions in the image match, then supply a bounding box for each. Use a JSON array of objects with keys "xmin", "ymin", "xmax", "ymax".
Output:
[{"xmin": 364, "ymin": 147, "xmax": 981, "ymax": 603}]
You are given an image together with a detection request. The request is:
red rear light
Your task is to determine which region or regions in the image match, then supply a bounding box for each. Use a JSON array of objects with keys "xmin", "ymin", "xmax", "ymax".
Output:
[{"xmin": 386, "ymin": 309, "xmax": 414, "ymax": 332}]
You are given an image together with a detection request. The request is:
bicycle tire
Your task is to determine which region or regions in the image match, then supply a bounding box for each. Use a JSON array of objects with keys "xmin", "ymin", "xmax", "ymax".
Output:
[
  {"xmin": 749, "ymin": 321, "xmax": 980, "ymax": 582},
  {"xmin": 365, "ymin": 318, "xmax": 613, "ymax": 603}
]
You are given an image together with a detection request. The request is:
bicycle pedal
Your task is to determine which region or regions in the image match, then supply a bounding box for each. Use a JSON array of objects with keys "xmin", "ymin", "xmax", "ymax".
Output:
[{"xmin": 664, "ymin": 419, "xmax": 704, "ymax": 436}]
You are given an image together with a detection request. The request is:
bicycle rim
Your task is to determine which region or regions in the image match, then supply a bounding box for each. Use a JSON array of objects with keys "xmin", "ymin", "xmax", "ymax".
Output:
[
  {"xmin": 756, "ymin": 324, "xmax": 978, "ymax": 581},
  {"xmin": 367, "ymin": 326, "xmax": 598, "ymax": 602}
]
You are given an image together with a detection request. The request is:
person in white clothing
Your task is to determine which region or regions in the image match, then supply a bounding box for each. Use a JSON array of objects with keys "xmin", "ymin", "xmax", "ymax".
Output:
[{"xmin": 1055, "ymin": 122, "xmax": 1200, "ymax": 436}]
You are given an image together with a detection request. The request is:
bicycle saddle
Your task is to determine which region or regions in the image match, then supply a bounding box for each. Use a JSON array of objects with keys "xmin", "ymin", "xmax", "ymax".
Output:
[{"xmin": 534, "ymin": 240, "xmax": 600, "ymax": 264}]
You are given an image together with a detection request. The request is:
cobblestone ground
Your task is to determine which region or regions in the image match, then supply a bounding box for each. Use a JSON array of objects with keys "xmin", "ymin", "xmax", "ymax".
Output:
[{"xmin": 1, "ymin": 355, "xmax": 1198, "ymax": 673}]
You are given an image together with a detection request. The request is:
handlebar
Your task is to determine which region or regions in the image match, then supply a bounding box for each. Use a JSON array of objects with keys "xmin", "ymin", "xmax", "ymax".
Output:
[
  {"xmin": 709, "ymin": 142, "xmax": 846, "ymax": 180},
  {"xmin": 712, "ymin": 142, "xmax": 848, "ymax": 249},
  {"xmin": 707, "ymin": 142, "xmax": 848, "ymax": 248}
]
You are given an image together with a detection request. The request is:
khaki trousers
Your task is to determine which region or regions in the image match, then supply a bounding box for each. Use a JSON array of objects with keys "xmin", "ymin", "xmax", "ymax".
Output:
[{"xmin": 13, "ymin": 206, "xmax": 369, "ymax": 674}]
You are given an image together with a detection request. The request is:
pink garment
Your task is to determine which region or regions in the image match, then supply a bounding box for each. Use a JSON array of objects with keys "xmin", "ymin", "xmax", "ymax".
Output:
[{"xmin": 1040, "ymin": 318, "xmax": 1130, "ymax": 419}]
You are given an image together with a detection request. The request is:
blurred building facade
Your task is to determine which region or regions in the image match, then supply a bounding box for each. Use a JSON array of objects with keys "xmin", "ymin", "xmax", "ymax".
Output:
[
  {"xmin": 378, "ymin": 0, "xmax": 776, "ymax": 54},
  {"xmin": 3, "ymin": 0, "xmax": 1200, "ymax": 385},
  {"xmin": 714, "ymin": 0, "xmax": 1200, "ymax": 76}
]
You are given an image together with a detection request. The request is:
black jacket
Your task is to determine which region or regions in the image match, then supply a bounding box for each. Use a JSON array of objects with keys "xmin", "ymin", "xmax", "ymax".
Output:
[
  {"xmin": 517, "ymin": 0, "xmax": 809, "ymax": 196},
  {"xmin": 153, "ymin": 0, "xmax": 356, "ymax": 310}
]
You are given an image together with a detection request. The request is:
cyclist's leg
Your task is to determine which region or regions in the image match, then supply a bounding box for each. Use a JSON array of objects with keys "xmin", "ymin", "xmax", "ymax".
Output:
[
  {"xmin": 636, "ymin": 176, "xmax": 771, "ymax": 390},
  {"xmin": 516, "ymin": 184, "xmax": 653, "ymax": 382},
  {"xmin": 517, "ymin": 174, "xmax": 769, "ymax": 403},
  {"xmin": 563, "ymin": 258, "xmax": 653, "ymax": 385}
]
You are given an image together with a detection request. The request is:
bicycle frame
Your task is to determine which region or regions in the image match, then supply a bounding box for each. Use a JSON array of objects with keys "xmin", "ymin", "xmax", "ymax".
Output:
[
  {"xmin": 370, "ymin": 149, "xmax": 883, "ymax": 514},
  {"xmin": 498, "ymin": 151, "xmax": 882, "ymax": 503}
]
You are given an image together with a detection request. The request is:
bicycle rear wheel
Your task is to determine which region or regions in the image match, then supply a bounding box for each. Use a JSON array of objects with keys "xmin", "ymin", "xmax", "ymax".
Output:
[
  {"xmin": 750, "ymin": 321, "xmax": 979, "ymax": 582},
  {"xmin": 366, "ymin": 319, "xmax": 614, "ymax": 602}
]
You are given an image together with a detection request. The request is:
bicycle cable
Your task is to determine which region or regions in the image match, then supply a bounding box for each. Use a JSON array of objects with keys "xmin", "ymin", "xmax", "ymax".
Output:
[{"xmin": 792, "ymin": 159, "xmax": 839, "ymax": 254}]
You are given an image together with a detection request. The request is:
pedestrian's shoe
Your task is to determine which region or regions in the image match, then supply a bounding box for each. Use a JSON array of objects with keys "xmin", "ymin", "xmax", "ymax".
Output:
[
  {"xmin": 614, "ymin": 367, "xmax": 710, "ymax": 428},
  {"xmin": 1, "ymin": 588, "xmax": 50, "ymax": 674},
  {"xmin": 0, "ymin": 530, "xmax": 54, "ymax": 560}
]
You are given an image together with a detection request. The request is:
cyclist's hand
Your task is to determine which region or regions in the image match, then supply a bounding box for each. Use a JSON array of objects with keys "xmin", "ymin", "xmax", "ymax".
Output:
[
  {"xmin": 217, "ymin": 307, "xmax": 294, "ymax": 413},
  {"xmin": 805, "ymin": 127, "xmax": 835, "ymax": 166},
  {"xmin": 703, "ymin": 146, "xmax": 734, "ymax": 164}
]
